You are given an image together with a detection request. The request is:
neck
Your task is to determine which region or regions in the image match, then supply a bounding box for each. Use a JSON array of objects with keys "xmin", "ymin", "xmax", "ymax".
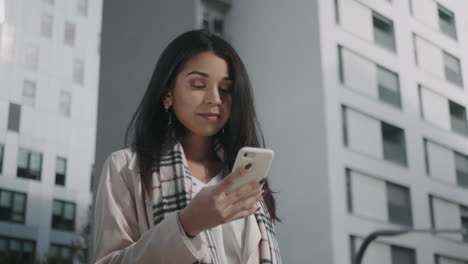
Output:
[{"xmin": 181, "ymin": 133, "xmax": 216, "ymax": 163}]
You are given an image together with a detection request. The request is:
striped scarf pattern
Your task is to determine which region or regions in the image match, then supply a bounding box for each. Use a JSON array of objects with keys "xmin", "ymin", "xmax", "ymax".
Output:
[{"xmin": 151, "ymin": 142, "xmax": 281, "ymax": 263}]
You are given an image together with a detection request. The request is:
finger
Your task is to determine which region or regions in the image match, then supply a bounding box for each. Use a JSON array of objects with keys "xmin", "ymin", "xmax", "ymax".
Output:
[
  {"xmin": 223, "ymin": 190, "xmax": 263, "ymax": 220},
  {"xmin": 224, "ymin": 179, "xmax": 263, "ymax": 204},
  {"xmin": 225, "ymin": 200, "xmax": 261, "ymax": 222},
  {"xmin": 217, "ymin": 163, "xmax": 252, "ymax": 191}
]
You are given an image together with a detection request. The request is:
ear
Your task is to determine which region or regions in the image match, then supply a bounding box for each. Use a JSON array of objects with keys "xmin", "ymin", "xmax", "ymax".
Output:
[{"xmin": 163, "ymin": 91, "xmax": 173, "ymax": 110}]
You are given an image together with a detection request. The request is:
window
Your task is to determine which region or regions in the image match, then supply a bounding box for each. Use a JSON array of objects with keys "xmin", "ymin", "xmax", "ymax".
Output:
[
  {"xmin": 77, "ymin": 0, "xmax": 88, "ymax": 17},
  {"xmin": 449, "ymin": 101, "xmax": 468, "ymax": 136},
  {"xmin": 59, "ymin": 90, "xmax": 71, "ymax": 117},
  {"xmin": 40, "ymin": 14, "xmax": 53, "ymax": 38},
  {"xmin": 377, "ymin": 66, "xmax": 401, "ymax": 108},
  {"xmin": 49, "ymin": 243, "xmax": 73, "ymax": 264},
  {"xmin": 17, "ymin": 148, "xmax": 42, "ymax": 181},
  {"xmin": 73, "ymin": 59, "xmax": 84, "ymax": 84},
  {"xmin": 382, "ymin": 122, "xmax": 407, "ymax": 166},
  {"xmin": 201, "ymin": 1, "xmax": 225, "ymax": 35},
  {"xmin": 339, "ymin": 47, "xmax": 401, "ymax": 109},
  {"xmin": 391, "ymin": 245, "xmax": 416, "ymax": 264},
  {"xmin": 7, "ymin": 103, "xmax": 21, "ymax": 132},
  {"xmin": 462, "ymin": 207, "xmax": 468, "ymax": 242},
  {"xmin": 0, "ymin": 24, "xmax": 15, "ymax": 61},
  {"xmin": 350, "ymin": 236, "xmax": 416, "ymax": 264},
  {"xmin": 24, "ymin": 44, "xmax": 39, "ymax": 71},
  {"xmin": 213, "ymin": 18, "xmax": 223, "ymax": 35},
  {"xmin": 345, "ymin": 169, "xmax": 353, "ymax": 212},
  {"xmin": 64, "ymin": 22, "xmax": 75, "ymax": 46},
  {"xmin": 52, "ymin": 200, "xmax": 75, "ymax": 231},
  {"xmin": 0, "ymin": 189, "xmax": 26, "ymax": 223},
  {"xmin": 430, "ymin": 196, "xmax": 467, "ymax": 241},
  {"xmin": 435, "ymin": 255, "xmax": 468, "ymax": 264},
  {"xmin": 0, "ymin": 144, "xmax": 4, "ymax": 173},
  {"xmin": 443, "ymin": 52, "xmax": 463, "ymax": 87},
  {"xmin": 373, "ymin": 12, "xmax": 396, "ymax": 52},
  {"xmin": 438, "ymin": 4, "xmax": 457, "ymax": 40},
  {"xmin": 22, "ymin": 80, "xmax": 36, "ymax": 107},
  {"xmin": 55, "ymin": 157, "xmax": 67, "ymax": 186},
  {"xmin": 387, "ymin": 183, "xmax": 412, "ymax": 226},
  {"xmin": 0, "ymin": 236, "xmax": 35, "ymax": 264},
  {"xmin": 456, "ymin": 153, "xmax": 468, "ymax": 188}
]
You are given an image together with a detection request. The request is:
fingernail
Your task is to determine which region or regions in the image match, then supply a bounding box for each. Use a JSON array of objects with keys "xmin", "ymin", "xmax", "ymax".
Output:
[
  {"xmin": 245, "ymin": 163, "xmax": 252, "ymax": 170},
  {"xmin": 256, "ymin": 207, "xmax": 261, "ymax": 212},
  {"xmin": 259, "ymin": 178, "xmax": 266, "ymax": 185}
]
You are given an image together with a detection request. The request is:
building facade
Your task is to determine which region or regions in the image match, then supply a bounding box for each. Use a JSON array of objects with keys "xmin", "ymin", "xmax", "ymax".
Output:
[
  {"xmin": 0, "ymin": 0, "xmax": 102, "ymax": 262},
  {"xmin": 95, "ymin": 0, "xmax": 468, "ymax": 263}
]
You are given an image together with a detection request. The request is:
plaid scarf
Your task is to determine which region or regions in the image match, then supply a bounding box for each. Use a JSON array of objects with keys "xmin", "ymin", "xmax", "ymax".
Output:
[{"xmin": 151, "ymin": 141, "xmax": 281, "ymax": 264}]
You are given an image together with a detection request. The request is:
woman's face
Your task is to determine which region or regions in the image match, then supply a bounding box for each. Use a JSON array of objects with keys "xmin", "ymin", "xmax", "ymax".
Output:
[{"xmin": 166, "ymin": 51, "xmax": 233, "ymax": 137}]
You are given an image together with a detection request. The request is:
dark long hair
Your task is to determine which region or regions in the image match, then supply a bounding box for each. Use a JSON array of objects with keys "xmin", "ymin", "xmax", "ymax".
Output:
[{"xmin": 125, "ymin": 29, "xmax": 278, "ymax": 221}]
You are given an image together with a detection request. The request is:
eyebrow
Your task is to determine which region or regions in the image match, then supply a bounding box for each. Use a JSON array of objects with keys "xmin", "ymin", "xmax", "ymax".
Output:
[{"xmin": 185, "ymin": 71, "xmax": 232, "ymax": 81}]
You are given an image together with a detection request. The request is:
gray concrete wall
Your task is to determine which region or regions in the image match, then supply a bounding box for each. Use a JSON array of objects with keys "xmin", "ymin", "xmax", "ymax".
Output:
[
  {"xmin": 225, "ymin": 0, "xmax": 333, "ymax": 262},
  {"xmin": 95, "ymin": 0, "xmax": 197, "ymax": 185}
]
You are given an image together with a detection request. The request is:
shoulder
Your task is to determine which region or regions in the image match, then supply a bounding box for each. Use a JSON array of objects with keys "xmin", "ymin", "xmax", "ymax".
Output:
[{"xmin": 104, "ymin": 148, "xmax": 137, "ymax": 171}]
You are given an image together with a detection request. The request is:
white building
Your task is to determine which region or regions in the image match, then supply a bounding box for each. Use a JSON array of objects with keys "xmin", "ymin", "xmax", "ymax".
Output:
[
  {"xmin": 0, "ymin": 0, "xmax": 102, "ymax": 262},
  {"xmin": 96, "ymin": 0, "xmax": 468, "ymax": 263}
]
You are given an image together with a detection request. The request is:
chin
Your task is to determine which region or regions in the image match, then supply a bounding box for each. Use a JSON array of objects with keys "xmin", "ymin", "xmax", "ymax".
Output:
[{"xmin": 191, "ymin": 127, "xmax": 222, "ymax": 137}]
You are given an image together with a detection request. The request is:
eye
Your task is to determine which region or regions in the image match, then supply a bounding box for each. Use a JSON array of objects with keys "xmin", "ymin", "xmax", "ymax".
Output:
[
  {"xmin": 190, "ymin": 80, "xmax": 206, "ymax": 89},
  {"xmin": 219, "ymin": 87, "xmax": 232, "ymax": 94}
]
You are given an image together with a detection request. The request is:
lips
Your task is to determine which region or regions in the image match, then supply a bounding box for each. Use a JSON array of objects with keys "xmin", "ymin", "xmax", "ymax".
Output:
[{"xmin": 199, "ymin": 113, "xmax": 220, "ymax": 121}]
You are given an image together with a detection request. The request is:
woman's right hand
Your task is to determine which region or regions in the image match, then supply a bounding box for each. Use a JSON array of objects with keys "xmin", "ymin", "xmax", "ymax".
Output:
[{"xmin": 178, "ymin": 163, "xmax": 264, "ymax": 237}]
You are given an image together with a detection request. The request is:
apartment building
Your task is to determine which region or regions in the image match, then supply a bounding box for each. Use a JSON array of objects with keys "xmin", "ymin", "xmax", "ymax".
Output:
[{"xmin": 0, "ymin": 0, "xmax": 102, "ymax": 262}]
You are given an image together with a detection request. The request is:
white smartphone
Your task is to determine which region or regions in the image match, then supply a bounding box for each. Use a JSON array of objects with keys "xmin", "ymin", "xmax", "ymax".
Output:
[{"xmin": 227, "ymin": 147, "xmax": 274, "ymax": 194}]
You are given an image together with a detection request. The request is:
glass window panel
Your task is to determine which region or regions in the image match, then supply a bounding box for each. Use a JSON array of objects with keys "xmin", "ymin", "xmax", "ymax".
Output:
[
  {"xmin": 449, "ymin": 101, "xmax": 468, "ymax": 136},
  {"xmin": 391, "ymin": 246, "xmax": 416, "ymax": 264},
  {"xmin": 12, "ymin": 193, "xmax": 25, "ymax": 213},
  {"xmin": 17, "ymin": 149, "xmax": 29, "ymax": 169},
  {"xmin": 7, "ymin": 103, "xmax": 21, "ymax": 132},
  {"xmin": 0, "ymin": 191, "xmax": 11, "ymax": 207},
  {"xmin": 443, "ymin": 52, "xmax": 463, "ymax": 87},
  {"xmin": 64, "ymin": 22, "xmax": 75, "ymax": 46},
  {"xmin": 49, "ymin": 244, "xmax": 59, "ymax": 257},
  {"xmin": 377, "ymin": 66, "xmax": 401, "ymax": 108},
  {"xmin": 382, "ymin": 122, "xmax": 407, "ymax": 166},
  {"xmin": 61, "ymin": 246, "xmax": 71, "ymax": 259},
  {"xmin": 78, "ymin": 0, "xmax": 88, "ymax": 17},
  {"xmin": 59, "ymin": 90, "xmax": 71, "ymax": 116},
  {"xmin": 22, "ymin": 80, "xmax": 36, "ymax": 107},
  {"xmin": 0, "ymin": 24, "xmax": 15, "ymax": 61},
  {"xmin": 23, "ymin": 241, "xmax": 34, "ymax": 253},
  {"xmin": 214, "ymin": 19, "xmax": 223, "ymax": 35},
  {"xmin": 64, "ymin": 203, "xmax": 75, "ymax": 219},
  {"xmin": 73, "ymin": 59, "xmax": 84, "ymax": 84},
  {"xmin": 9, "ymin": 240, "xmax": 20, "ymax": 251},
  {"xmin": 387, "ymin": 183, "xmax": 413, "ymax": 226},
  {"xmin": 438, "ymin": 4, "xmax": 457, "ymax": 40},
  {"xmin": 56, "ymin": 157, "xmax": 66, "ymax": 174},
  {"xmin": 456, "ymin": 153, "xmax": 468, "ymax": 173},
  {"xmin": 24, "ymin": 44, "xmax": 39, "ymax": 71},
  {"xmin": 373, "ymin": 12, "xmax": 396, "ymax": 52},
  {"xmin": 29, "ymin": 152, "xmax": 41, "ymax": 171},
  {"xmin": 53, "ymin": 200, "xmax": 62, "ymax": 215},
  {"xmin": 0, "ymin": 238, "xmax": 6, "ymax": 251},
  {"xmin": 11, "ymin": 213, "xmax": 23, "ymax": 222},
  {"xmin": 462, "ymin": 217, "xmax": 468, "ymax": 242},
  {"xmin": 40, "ymin": 13, "xmax": 53, "ymax": 38}
]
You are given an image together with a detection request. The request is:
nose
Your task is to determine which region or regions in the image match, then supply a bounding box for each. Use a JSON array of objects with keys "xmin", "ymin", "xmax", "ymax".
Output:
[{"xmin": 205, "ymin": 86, "xmax": 222, "ymax": 105}]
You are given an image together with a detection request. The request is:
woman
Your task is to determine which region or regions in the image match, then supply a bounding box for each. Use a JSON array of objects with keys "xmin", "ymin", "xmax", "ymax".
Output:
[{"xmin": 93, "ymin": 29, "xmax": 281, "ymax": 264}]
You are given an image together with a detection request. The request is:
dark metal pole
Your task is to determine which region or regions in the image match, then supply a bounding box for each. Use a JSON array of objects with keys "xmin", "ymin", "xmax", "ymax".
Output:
[{"xmin": 353, "ymin": 228, "xmax": 466, "ymax": 264}]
